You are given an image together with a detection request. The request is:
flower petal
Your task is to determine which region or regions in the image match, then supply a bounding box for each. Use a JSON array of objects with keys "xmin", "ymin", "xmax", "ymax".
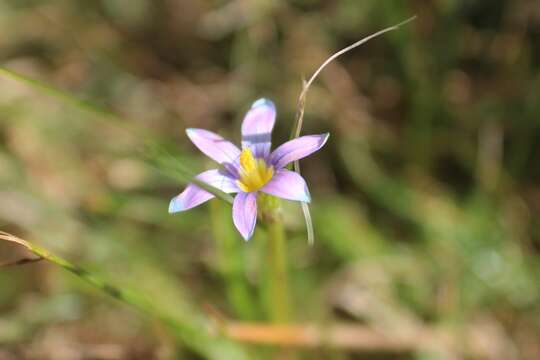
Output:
[
  {"xmin": 241, "ymin": 98, "xmax": 276, "ymax": 159},
  {"xmin": 260, "ymin": 169, "xmax": 311, "ymax": 203},
  {"xmin": 169, "ymin": 169, "xmax": 239, "ymax": 213},
  {"xmin": 232, "ymin": 192, "xmax": 258, "ymax": 240},
  {"xmin": 186, "ymin": 128, "xmax": 241, "ymax": 164},
  {"xmin": 269, "ymin": 133, "xmax": 329, "ymax": 169}
]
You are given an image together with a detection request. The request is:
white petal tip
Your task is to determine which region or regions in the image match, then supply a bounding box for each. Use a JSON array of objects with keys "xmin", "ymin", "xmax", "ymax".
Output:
[
  {"xmin": 303, "ymin": 189, "xmax": 312, "ymax": 203},
  {"xmin": 322, "ymin": 132, "xmax": 330, "ymax": 145},
  {"xmin": 251, "ymin": 98, "xmax": 275, "ymax": 109},
  {"xmin": 240, "ymin": 226, "xmax": 255, "ymax": 241},
  {"xmin": 168, "ymin": 198, "xmax": 183, "ymax": 213}
]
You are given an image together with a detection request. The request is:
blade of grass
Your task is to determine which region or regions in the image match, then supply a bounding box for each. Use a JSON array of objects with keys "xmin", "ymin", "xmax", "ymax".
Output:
[
  {"xmin": 0, "ymin": 66, "xmax": 233, "ymax": 205},
  {"xmin": 0, "ymin": 231, "xmax": 247, "ymax": 359},
  {"xmin": 289, "ymin": 16, "xmax": 416, "ymax": 244},
  {"xmin": 0, "ymin": 67, "xmax": 114, "ymax": 119}
]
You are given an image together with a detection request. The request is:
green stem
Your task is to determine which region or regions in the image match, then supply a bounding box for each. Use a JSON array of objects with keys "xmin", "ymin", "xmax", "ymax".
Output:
[{"xmin": 265, "ymin": 217, "xmax": 291, "ymax": 323}]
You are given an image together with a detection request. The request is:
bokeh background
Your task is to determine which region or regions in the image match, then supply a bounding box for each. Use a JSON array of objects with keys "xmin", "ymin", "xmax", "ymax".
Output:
[{"xmin": 1, "ymin": 1, "xmax": 540, "ymax": 359}]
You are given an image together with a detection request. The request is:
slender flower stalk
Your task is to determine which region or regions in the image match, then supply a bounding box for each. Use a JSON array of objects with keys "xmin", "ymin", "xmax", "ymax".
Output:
[
  {"xmin": 169, "ymin": 98, "xmax": 329, "ymax": 240},
  {"xmin": 256, "ymin": 192, "xmax": 291, "ymax": 323}
]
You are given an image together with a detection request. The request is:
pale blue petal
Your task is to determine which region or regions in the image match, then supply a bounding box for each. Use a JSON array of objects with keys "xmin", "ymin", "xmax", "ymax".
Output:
[
  {"xmin": 260, "ymin": 169, "xmax": 311, "ymax": 203},
  {"xmin": 169, "ymin": 169, "xmax": 239, "ymax": 213},
  {"xmin": 232, "ymin": 192, "xmax": 258, "ymax": 240},
  {"xmin": 270, "ymin": 133, "xmax": 329, "ymax": 169},
  {"xmin": 186, "ymin": 128, "xmax": 241, "ymax": 165},
  {"xmin": 241, "ymin": 98, "xmax": 276, "ymax": 159}
]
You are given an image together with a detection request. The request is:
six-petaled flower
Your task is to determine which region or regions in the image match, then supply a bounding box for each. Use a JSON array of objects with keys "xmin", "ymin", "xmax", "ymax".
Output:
[{"xmin": 169, "ymin": 98, "xmax": 329, "ymax": 240}]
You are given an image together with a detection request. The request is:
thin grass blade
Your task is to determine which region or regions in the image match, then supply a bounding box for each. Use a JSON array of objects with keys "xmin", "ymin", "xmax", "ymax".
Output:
[
  {"xmin": 0, "ymin": 67, "xmax": 233, "ymax": 204},
  {"xmin": 0, "ymin": 231, "xmax": 247, "ymax": 359},
  {"xmin": 289, "ymin": 16, "xmax": 416, "ymax": 244}
]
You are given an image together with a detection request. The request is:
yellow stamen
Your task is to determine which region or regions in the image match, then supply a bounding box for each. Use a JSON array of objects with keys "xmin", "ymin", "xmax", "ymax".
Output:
[{"xmin": 236, "ymin": 148, "xmax": 274, "ymax": 192}]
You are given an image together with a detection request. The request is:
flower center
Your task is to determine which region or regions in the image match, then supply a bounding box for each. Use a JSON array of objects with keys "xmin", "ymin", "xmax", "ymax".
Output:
[{"xmin": 236, "ymin": 148, "xmax": 274, "ymax": 192}]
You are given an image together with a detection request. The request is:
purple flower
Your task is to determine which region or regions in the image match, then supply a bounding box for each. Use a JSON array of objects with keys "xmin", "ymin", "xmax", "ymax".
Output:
[{"xmin": 169, "ymin": 98, "xmax": 329, "ymax": 240}]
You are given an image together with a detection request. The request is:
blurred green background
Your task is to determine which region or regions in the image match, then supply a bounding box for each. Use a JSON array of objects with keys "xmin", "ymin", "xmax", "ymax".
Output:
[{"xmin": 1, "ymin": 1, "xmax": 539, "ymax": 359}]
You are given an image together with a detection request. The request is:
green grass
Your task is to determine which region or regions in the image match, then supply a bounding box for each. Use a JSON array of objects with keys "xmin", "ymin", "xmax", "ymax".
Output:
[{"xmin": 1, "ymin": 1, "xmax": 539, "ymax": 359}]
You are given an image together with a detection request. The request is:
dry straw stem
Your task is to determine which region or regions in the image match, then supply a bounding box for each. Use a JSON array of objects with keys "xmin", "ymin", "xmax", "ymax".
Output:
[
  {"xmin": 290, "ymin": 16, "xmax": 417, "ymax": 244},
  {"xmin": 0, "ymin": 231, "xmax": 39, "ymax": 254},
  {"xmin": 223, "ymin": 321, "xmax": 503, "ymax": 358},
  {"xmin": 224, "ymin": 322, "xmax": 444, "ymax": 351}
]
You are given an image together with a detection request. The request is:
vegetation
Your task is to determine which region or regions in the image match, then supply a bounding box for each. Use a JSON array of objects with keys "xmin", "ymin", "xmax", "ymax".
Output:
[{"xmin": 1, "ymin": 1, "xmax": 539, "ymax": 359}]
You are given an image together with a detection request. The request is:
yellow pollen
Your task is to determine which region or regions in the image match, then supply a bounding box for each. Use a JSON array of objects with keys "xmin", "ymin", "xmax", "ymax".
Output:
[{"xmin": 236, "ymin": 148, "xmax": 274, "ymax": 192}]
